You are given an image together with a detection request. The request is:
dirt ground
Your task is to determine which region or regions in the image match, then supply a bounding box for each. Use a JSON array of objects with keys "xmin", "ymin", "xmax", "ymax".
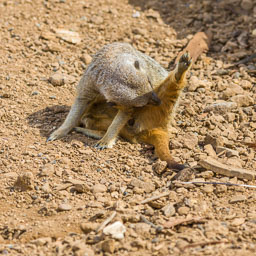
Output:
[{"xmin": 0, "ymin": 0, "xmax": 256, "ymax": 255}]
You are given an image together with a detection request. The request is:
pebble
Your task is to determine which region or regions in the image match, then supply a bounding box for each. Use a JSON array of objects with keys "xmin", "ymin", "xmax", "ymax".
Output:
[
  {"xmin": 240, "ymin": 0, "xmax": 253, "ymax": 10},
  {"xmin": 134, "ymin": 223, "xmax": 151, "ymax": 237},
  {"xmin": 204, "ymin": 101, "xmax": 237, "ymax": 114},
  {"xmin": 204, "ymin": 144, "xmax": 216, "ymax": 157},
  {"xmin": 177, "ymin": 206, "xmax": 190, "ymax": 215},
  {"xmin": 92, "ymin": 184, "xmax": 107, "ymax": 193},
  {"xmin": 81, "ymin": 54, "xmax": 92, "ymax": 65},
  {"xmin": 74, "ymin": 183, "xmax": 90, "ymax": 193},
  {"xmin": 58, "ymin": 203, "xmax": 72, "ymax": 211},
  {"xmin": 216, "ymin": 146, "xmax": 239, "ymax": 157},
  {"xmin": 101, "ymin": 239, "xmax": 116, "ymax": 253},
  {"xmin": 162, "ymin": 203, "xmax": 176, "ymax": 217},
  {"xmin": 14, "ymin": 172, "xmax": 34, "ymax": 191},
  {"xmin": 229, "ymin": 195, "xmax": 247, "ymax": 204},
  {"xmin": 132, "ymin": 11, "xmax": 140, "ymax": 18},
  {"xmin": 202, "ymin": 184, "xmax": 214, "ymax": 193},
  {"xmin": 183, "ymin": 132, "xmax": 198, "ymax": 149},
  {"xmin": 55, "ymin": 29, "xmax": 81, "ymax": 44},
  {"xmin": 40, "ymin": 164, "xmax": 55, "ymax": 176},
  {"xmin": 231, "ymin": 218, "xmax": 245, "ymax": 226},
  {"xmin": 49, "ymin": 73, "xmax": 66, "ymax": 86},
  {"xmin": 230, "ymin": 95, "xmax": 254, "ymax": 107},
  {"xmin": 103, "ymin": 221, "xmax": 126, "ymax": 240},
  {"xmin": 80, "ymin": 222, "xmax": 98, "ymax": 234}
]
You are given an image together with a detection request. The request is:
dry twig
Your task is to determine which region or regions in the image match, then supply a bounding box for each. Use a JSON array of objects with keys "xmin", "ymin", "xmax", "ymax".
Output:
[
  {"xmin": 140, "ymin": 215, "xmax": 163, "ymax": 232},
  {"xmin": 181, "ymin": 240, "xmax": 230, "ymax": 251},
  {"xmin": 96, "ymin": 211, "xmax": 116, "ymax": 233},
  {"xmin": 140, "ymin": 191, "xmax": 170, "ymax": 204},
  {"xmin": 175, "ymin": 181, "xmax": 256, "ymax": 189},
  {"xmin": 199, "ymin": 157, "xmax": 255, "ymax": 180}
]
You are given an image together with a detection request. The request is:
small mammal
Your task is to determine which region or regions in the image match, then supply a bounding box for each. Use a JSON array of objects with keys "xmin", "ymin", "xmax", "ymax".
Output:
[{"xmin": 48, "ymin": 40, "xmax": 204, "ymax": 170}]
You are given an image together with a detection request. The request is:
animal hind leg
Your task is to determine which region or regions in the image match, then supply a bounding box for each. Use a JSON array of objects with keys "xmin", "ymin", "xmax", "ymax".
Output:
[
  {"xmin": 174, "ymin": 52, "xmax": 192, "ymax": 82},
  {"xmin": 139, "ymin": 128, "xmax": 186, "ymax": 171},
  {"xmin": 74, "ymin": 127, "xmax": 105, "ymax": 140}
]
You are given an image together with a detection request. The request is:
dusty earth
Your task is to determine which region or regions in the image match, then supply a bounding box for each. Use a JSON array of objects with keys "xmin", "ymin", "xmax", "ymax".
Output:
[{"xmin": 0, "ymin": 0, "xmax": 256, "ymax": 255}]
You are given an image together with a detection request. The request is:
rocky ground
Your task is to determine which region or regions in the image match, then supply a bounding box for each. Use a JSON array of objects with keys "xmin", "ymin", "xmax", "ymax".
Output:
[{"xmin": 0, "ymin": 0, "xmax": 256, "ymax": 255}]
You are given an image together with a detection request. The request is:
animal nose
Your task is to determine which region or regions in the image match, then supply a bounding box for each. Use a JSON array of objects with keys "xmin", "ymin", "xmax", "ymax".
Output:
[{"xmin": 150, "ymin": 91, "xmax": 161, "ymax": 106}]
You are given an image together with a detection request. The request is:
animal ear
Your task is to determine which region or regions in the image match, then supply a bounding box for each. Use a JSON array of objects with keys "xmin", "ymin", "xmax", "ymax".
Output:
[{"xmin": 134, "ymin": 60, "xmax": 140, "ymax": 70}]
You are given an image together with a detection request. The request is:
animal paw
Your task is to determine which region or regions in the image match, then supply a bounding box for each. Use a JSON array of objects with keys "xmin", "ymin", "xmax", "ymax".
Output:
[
  {"xmin": 178, "ymin": 52, "xmax": 192, "ymax": 73},
  {"xmin": 94, "ymin": 138, "xmax": 115, "ymax": 150},
  {"xmin": 47, "ymin": 128, "xmax": 67, "ymax": 141}
]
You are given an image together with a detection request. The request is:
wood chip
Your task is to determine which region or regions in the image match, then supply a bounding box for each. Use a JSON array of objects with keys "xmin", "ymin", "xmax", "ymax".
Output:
[
  {"xmin": 199, "ymin": 157, "xmax": 255, "ymax": 181},
  {"xmin": 163, "ymin": 216, "xmax": 205, "ymax": 229}
]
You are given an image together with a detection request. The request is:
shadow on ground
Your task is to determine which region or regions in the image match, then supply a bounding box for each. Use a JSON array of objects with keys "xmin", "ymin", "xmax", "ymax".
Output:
[{"xmin": 129, "ymin": 0, "xmax": 255, "ymax": 63}]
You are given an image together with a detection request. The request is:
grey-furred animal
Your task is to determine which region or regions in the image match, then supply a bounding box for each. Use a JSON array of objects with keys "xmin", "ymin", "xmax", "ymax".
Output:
[{"xmin": 47, "ymin": 42, "xmax": 169, "ymax": 148}]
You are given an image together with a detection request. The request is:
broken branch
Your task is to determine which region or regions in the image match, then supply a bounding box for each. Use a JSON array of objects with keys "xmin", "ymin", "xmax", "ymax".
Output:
[{"xmin": 199, "ymin": 157, "xmax": 255, "ymax": 181}]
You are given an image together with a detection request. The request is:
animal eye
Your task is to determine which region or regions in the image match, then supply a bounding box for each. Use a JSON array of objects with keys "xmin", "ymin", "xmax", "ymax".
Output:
[{"xmin": 134, "ymin": 60, "xmax": 140, "ymax": 70}]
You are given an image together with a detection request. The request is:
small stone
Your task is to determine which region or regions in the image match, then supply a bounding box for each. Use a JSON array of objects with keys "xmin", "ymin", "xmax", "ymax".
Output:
[
  {"xmin": 222, "ymin": 84, "xmax": 244, "ymax": 99},
  {"xmin": 74, "ymin": 183, "xmax": 90, "ymax": 193},
  {"xmin": 40, "ymin": 164, "xmax": 55, "ymax": 176},
  {"xmin": 132, "ymin": 11, "xmax": 140, "ymax": 18},
  {"xmin": 240, "ymin": 80, "xmax": 252, "ymax": 90},
  {"xmin": 197, "ymin": 171, "xmax": 214, "ymax": 179},
  {"xmin": 152, "ymin": 159, "xmax": 167, "ymax": 174},
  {"xmin": 204, "ymin": 101, "xmax": 237, "ymax": 114},
  {"xmin": 252, "ymin": 29, "xmax": 256, "ymax": 37},
  {"xmin": 241, "ymin": 0, "xmax": 253, "ymax": 10},
  {"xmin": 58, "ymin": 203, "xmax": 72, "ymax": 211},
  {"xmin": 103, "ymin": 221, "xmax": 126, "ymax": 240},
  {"xmin": 162, "ymin": 203, "xmax": 176, "ymax": 217},
  {"xmin": 202, "ymin": 184, "xmax": 214, "ymax": 193},
  {"xmin": 49, "ymin": 73, "xmax": 66, "ymax": 86},
  {"xmin": 55, "ymin": 29, "xmax": 81, "ymax": 44},
  {"xmin": 134, "ymin": 223, "xmax": 151, "ymax": 236},
  {"xmin": 214, "ymin": 185, "xmax": 227, "ymax": 194},
  {"xmin": 42, "ymin": 183, "xmax": 51, "ymax": 193},
  {"xmin": 101, "ymin": 239, "xmax": 116, "ymax": 253},
  {"xmin": 183, "ymin": 132, "xmax": 198, "ymax": 149},
  {"xmin": 229, "ymin": 195, "xmax": 247, "ymax": 204},
  {"xmin": 80, "ymin": 222, "xmax": 98, "ymax": 234},
  {"xmin": 92, "ymin": 184, "xmax": 107, "ymax": 193},
  {"xmin": 230, "ymin": 94, "xmax": 254, "ymax": 107},
  {"xmin": 31, "ymin": 91, "xmax": 39, "ymax": 96},
  {"xmin": 81, "ymin": 54, "xmax": 92, "ymax": 65},
  {"xmin": 204, "ymin": 134, "xmax": 224, "ymax": 150},
  {"xmin": 216, "ymin": 146, "xmax": 239, "ymax": 157},
  {"xmin": 177, "ymin": 206, "xmax": 190, "ymax": 215},
  {"xmin": 14, "ymin": 172, "xmax": 34, "ymax": 191},
  {"xmin": 231, "ymin": 218, "xmax": 245, "ymax": 226},
  {"xmin": 90, "ymin": 15, "xmax": 104, "ymax": 24},
  {"xmin": 204, "ymin": 144, "xmax": 216, "ymax": 157},
  {"xmin": 31, "ymin": 237, "xmax": 52, "ymax": 246}
]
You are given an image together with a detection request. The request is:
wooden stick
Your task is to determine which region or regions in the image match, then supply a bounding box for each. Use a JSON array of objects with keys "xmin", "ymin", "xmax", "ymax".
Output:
[
  {"xmin": 199, "ymin": 157, "xmax": 255, "ymax": 181},
  {"xmin": 181, "ymin": 240, "xmax": 230, "ymax": 251},
  {"xmin": 96, "ymin": 211, "xmax": 116, "ymax": 233},
  {"xmin": 140, "ymin": 215, "xmax": 163, "ymax": 232},
  {"xmin": 176, "ymin": 181, "xmax": 256, "ymax": 189},
  {"xmin": 175, "ymin": 30, "xmax": 212, "ymax": 65},
  {"xmin": 140, "ymin": 191, "xmax": 170, "ymax": 204}
]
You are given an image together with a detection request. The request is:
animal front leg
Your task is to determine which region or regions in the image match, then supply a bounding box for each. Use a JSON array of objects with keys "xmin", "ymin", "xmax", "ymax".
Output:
[
  {"xmin": 139, "ymin": 129, "xmax": 186, "ymax": 171},
  {"xmin": 94, "ymin": 109, "xmax": 131, "ymax": 149}
]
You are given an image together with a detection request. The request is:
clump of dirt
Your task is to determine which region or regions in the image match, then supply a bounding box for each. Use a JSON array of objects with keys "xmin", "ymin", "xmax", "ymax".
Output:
[{"xmin": 0, "ymin": 0, "xmax": 256, "ymax": 255}]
